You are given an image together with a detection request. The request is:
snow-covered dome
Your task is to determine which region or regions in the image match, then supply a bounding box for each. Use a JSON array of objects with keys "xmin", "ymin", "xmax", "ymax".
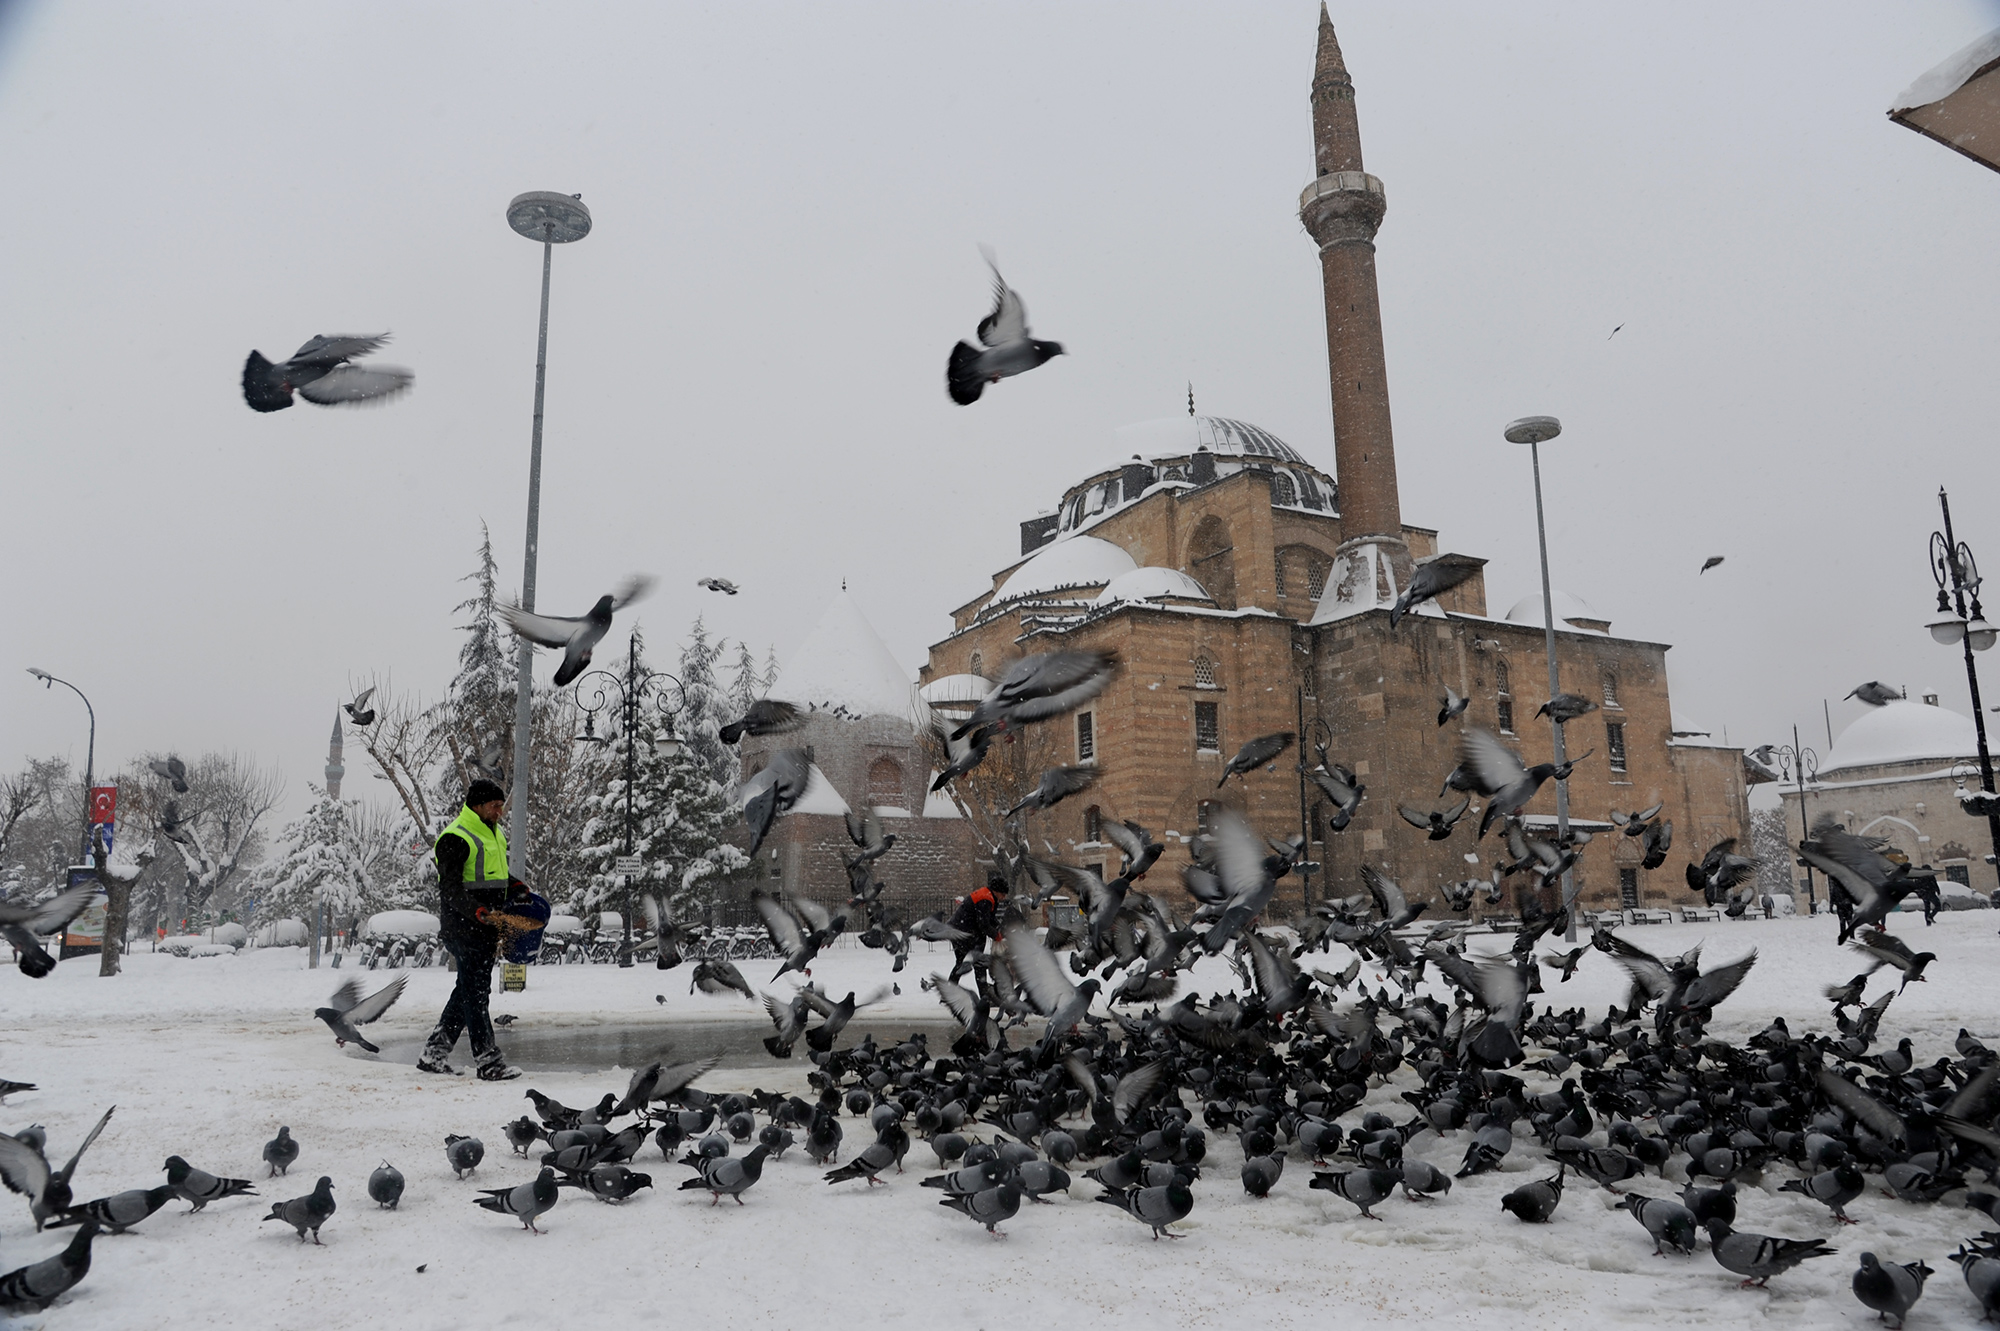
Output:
[
  {"xmin": 768, "ymin": 591, "xmax": 918, "ymax": 721},
  {"xmin": 995, "ymin": 535, "xmax": 1137, "ymax": 603},
  {"xmin": 1114, "ymin": 415, "xmax": 1308, "ymax": 465},
  {"xmin": 1819, "ymin": 699, "xmax": 1979, "ymax": 776},
  {"xmin": 1093, "ymin": 566, "xmax": 1213, "ymax": 607},
  {"xmin": 1505, "ymin": 590, "xmax": 1608, "ymax": 634},
  {"xmin": 919, "ymin": 673, "xmax": 993, "ymax": 705}
]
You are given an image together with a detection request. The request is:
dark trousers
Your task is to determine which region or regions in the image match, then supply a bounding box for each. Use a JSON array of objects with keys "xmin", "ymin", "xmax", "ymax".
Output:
[
  {"xmin": 430, "ymin": 936, "xmax": 498, "ymax": 1060},
  {"xmin": 950, "ymin": 937, "xmax": 985, "ymax": 982}
]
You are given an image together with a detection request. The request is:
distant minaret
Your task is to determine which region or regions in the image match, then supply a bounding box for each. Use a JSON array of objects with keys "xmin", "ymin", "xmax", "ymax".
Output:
[
  {"xmin": 325, "ymin": 714, "xmax": 345, "ymax": 800},
  {"xmin": 1301, "ymin": 5, "xmax": 1407, "ymax": 619}
]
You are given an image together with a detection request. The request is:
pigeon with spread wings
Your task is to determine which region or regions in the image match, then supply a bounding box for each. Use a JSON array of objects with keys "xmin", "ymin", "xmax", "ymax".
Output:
[
  {"xmin": 0, "ymin": 883, "xmax": 101, "ymax": 979},
  {"xmin": 498, "ymin": 576, "xmax": 653, "ymax": 687},
  {"xmin": 946, "ymin": 248, "xmax": 1065, "ymax": 405},
  {"xmin": 313, "ymin": 975, "xmax": 407, "ymax": 1053},
  {"xmin": 242, "ymin": 333, "xmax": 412, "ymax": 413}
]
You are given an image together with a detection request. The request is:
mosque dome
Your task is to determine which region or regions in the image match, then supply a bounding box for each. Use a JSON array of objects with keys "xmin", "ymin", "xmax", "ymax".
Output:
[
  {"xmin": 1114, "ymin": 415, "xmax": 1308, "ymax": 464},
  {"xmin": 1093, "ymin": 566, "xmax": 1213, "ymax": 607},
  {"xmin": 1505, "ymin": 590, "xmax": 1609, "ymax": 634},
  {"xmin": 995, "ymin": 535, "xmax": 1137, "ymax": 602},
  {"xmin": 1818, "ymin": 698, "xmax": 1979, "ymax": 776},
  {"xmin": 1044, "ymin": 416, "xmax": 1337, "ymax": 538}
]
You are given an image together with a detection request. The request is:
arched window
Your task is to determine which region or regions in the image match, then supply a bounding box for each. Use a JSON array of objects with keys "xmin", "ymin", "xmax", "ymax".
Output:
[
  {"xmin": 1193, "ymin": 654, "xmax": 1217, "ymax": 689},
  {"xmin": 1495, "ymin": 659, "xmax": 1510, "ymax": 692},
  {"xmin": 1601, "ymin": 668, "xmax": 1619, "ymax": 708},
  {"xmin": 1271, "ymin": 473, "xmax": 1296, "ymax": 506},
  {"xmin": 1494, "ymin": 659, "xmax": 1514, "ymax": 734},
  {"xmin": 867, "ymin": 757, "xmax": 905, "ymax": 810},
  {"xmin": 968, "ymin": 650, "xmax": 983, "ymax": 678}
]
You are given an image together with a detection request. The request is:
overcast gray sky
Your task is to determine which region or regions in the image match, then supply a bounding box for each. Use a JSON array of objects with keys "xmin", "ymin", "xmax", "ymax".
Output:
[{"xmin": 5, "ymin": 1, "xmax": 1999, "ymax": 822}]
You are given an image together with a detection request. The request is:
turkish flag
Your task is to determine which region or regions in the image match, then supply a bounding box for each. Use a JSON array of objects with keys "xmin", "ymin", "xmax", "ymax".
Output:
[{"xmin": 89, "ymin": 786, "xmax": 117, "ymax": 825}]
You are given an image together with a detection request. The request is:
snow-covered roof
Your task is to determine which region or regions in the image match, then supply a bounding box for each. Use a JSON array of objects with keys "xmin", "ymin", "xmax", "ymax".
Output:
[
  {"xmin": 1113, "ymin": 415, "xmax": 1307, "ymax": 465},
  {"xmin": 922, "ymin": 782, "xmax": 963, "ymax": 818},
  {"xmin": 1818, "ymin": 698, "xmax": 1979, "ymax": 776},
  {"xmin": 1094, "ymin": 566, "xmax": 1213, "ymax": 607},
  {"xmin": 1505, "ymin": 590, "xmax": 1608, "ymax": 634},
  {"xmin": 919, "ymin": 673, "xmax": 993, "ymax": 705},
  {"xmin": 791, "ymin": 763, "xmax": 851, "ymax": 816},
  {"xmin": 995, "ymin": 535, "xmax": 1137, "ymax": 603},
  {"xmin": 769, "ymin": 590, "xmax": 919, "ymax": 722},
  {"xmin": 1893, "ymin": 27, "xmax": 2000, "ymax": 111},
  {"xmin": 363, "ymin": 910, "xmax": 439, "ymax": 938}
]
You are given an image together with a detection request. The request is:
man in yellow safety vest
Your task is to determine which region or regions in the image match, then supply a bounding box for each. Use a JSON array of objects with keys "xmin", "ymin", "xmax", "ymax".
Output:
[{"xmin": 418, "ymin": 779, "xmax": 524, "ymax": 1080}]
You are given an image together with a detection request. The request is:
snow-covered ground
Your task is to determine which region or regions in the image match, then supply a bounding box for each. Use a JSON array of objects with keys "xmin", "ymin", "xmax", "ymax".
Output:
[{"xmin": 2, "ymin": 909, "xmax": 1996, "ymax": 1330}]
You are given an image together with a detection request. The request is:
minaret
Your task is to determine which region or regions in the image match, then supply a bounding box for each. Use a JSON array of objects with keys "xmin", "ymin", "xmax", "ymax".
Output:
[
  {"xmin": 1302, "ymin": 5, "xmax": 1408, "ymax": 620},
  {"xmin": 325, "ymin": 714, "xmax": 345, "ymax": 800}
]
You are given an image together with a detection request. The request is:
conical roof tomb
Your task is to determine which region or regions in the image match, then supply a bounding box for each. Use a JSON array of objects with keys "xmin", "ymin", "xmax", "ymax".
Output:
[{"xmin": 769, "ymin": 589, "xmax": 920, "ymax": 723}]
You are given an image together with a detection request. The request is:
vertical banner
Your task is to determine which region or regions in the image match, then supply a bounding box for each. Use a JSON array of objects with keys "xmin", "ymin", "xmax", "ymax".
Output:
[
  {"xmin": 60, "ymin": 866, "xmax": 110, "ymax": 958},
  {"xmin": 88, "ymin": 785, "xmax": 117, "ymax": 860}
]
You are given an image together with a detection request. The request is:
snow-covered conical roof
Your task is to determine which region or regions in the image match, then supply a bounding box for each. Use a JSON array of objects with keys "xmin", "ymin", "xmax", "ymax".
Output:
[
  {"xmin": 1819, "ymin": 698, "xmax": 1979, "ymax": 775},
  {"xmin": 769, "ymin": 590, "xmax": 919, "ymax": 722}
]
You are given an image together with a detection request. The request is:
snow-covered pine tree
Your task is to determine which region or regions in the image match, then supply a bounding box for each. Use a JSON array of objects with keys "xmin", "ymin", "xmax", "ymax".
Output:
[
  {"xmin": 432, "ymin": 524, "xmax": 515, "ymax": 816},
  {"xmin": 677, "ymin": 616, "xmax": 736, "ymax": 787},
  {"xmin": 728, "ymin": 640, "xmax": 764, "ymax": 715},
  {"xmin": 257, "ymin": 788, "xmax": 373, "ymax": 930},
  {"xmin": 578, "ymin": 629, "xmax": 747, "ymax": 920},
  {"xmin": 763, "ymin": 645, "xmax": 780, "ymax": 693}
]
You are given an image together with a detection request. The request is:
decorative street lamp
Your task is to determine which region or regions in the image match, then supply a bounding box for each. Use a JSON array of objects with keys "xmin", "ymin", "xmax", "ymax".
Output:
[
  {"xmin": 26, "ymin": 667, "xmax": 96, "ymax": 864},
  {"xmin": 1503, "ymin": 415, "xmax": 1578, "ymax": 941},
  {"xmin": 573, "ymin": 631, "xmax": 688, "ymax": 967},
  {"xmin": 503, "ymin": 190, "xmax": 593, "ymax": 874},
  {"xmin": 1768, "ymin": 730, "xmax": 1820, "ymax": 914},
  {"xmin": 1927, "ymin": 486, "xmax": 2000, "ymax": 881}
]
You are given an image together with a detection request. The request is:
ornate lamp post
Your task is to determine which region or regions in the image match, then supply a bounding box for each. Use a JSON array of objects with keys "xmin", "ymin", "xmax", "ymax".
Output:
[
  {"xmin": 1504, "ymin": 415, "xmax": 1578, "ymax": 941},
  {"xmin": 573, "ymin": 631, "xmax": 687, "ymax": 967},
  {"xmin": 1768, "ymin": 731, "xmax": 1820, "ymax": 914},
  {"xmin": 1926, "ymin": 486, "xmax": 2000, "ymax": 882},
  {"xmin": 503, "ymin": 190, "xmax": 593, "ymax": 871},
  {"xmin": 26, "ymin": 668, "xmax": 96, "ymax": 864}
]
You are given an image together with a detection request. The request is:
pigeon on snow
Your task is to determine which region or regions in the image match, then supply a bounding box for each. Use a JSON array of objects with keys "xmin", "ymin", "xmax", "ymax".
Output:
[
  {"xmin": 946, "ymin": 248, "xmax": 1065, "ymax": 405},
  {"xmin": 475, "ymin": 1167, "xmax": 560, "ymax": 1232},
  {"xmin": 262, "ymin": 1176, "xmax": 336, "ymax": 1243},
  {"xmin": 0, "ymin": 1105, "xmax": 115, "ymax": 1229},
  {"xmin": 163, "ymin": 1155, "xmax": 256, "ymax": 1212},
  {"xmin": 0, "ymin": 1219, "xmax": 97, "ymax": 1310},
  {"xmin": 242, "ymin": 334, "xmax": 412, "ymax": 412},
  {"xmin": 368, "ymin": 1163, "xmax": 405, "ymax": 1208}
]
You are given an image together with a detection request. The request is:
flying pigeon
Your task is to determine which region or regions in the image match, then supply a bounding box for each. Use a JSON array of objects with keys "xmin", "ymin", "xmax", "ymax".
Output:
[
  {"xmin": 1217, "ymin": 732, "xmax": 1294, "ymax": 787},
  {"xmin": 262, "ymin": 1176, "xmax": 336, "ymax": 1244},
  {"xmin": 1388, "ymin": 552, "xmax": 1483, "ymax": 628},
  {"xmin": 950, "ymin": 649, "xmax": 1119, "ymax": 741},
  {"xmin": 946, "ymin": 248, "xmax": 1065, "ymax": 405},
  {"xmin": 0, "ymin": 883, "xmax": 102, "ymax": 978},
  {"xmin": 741, "ymin": 748, "xmax": 811, "ymax": 858},
  {"xmin": 0, "ymin": 1219, "xmax": 97, "ymax": 1310},
  {"xmin": 1536, "ymin": 693, "xmax": 1597, "ymax": 724},
  {"xmin": 930, "ymin": 722, "xmax": 994, "ymax": 789},
  {"xmin": 242, "ymin": 334, "xmax": 412, "ymax": 412},
  {"xmin": 719, "ymin": 699, "xmax": 802, "ymax": 744},
  {"xmin": 474, "ymin": 1166, "xmax": 560, "ymax": 1231},
  {"xmin": 313, "ymin": 975, "xmax": 407, "ymax": 1053},
  {"xmin": 343, "ymin": 688, "xmax": 376, "ymax": 727},
  {"xmin": 367, "ymin": 1163, "xmax": 405, "ymax": 1209},
  {"xmin": 1397, "ymin": 797, "xmax": 1469, "ymax": 841},
  {"xmin": 1438, "ymin": 686, "xmax": 1468, "ymax": 726},
  {"xmin": 1457, "ymin": 728, "xmax": 1557, "ymax": 838},
  {"xmin": 696, "ymin": 577, "xmax": 739, "ymax": 595},
  {"xmin": 498, "ymin": 576, "xmax": 654, "ymax": 687},
  {"xmin": 0, "ymin": 1105, "xmax": 114, "ymax": 1229},
  {"xmin": 1007, "ymin": 764, "xmax": 1099, "ymax": 816},
  {"xmin": 1847, "ymin": 681, "xmax": 1900, "ymax": 707},
  {"xmin": 163, "ymin": 1156, "xmax": 255, "ymax": 1212},
  {"xmin": 1700, "ymin": 556, "xmax": 1725, "ymax": 574},
  {"xmin": 148, "ymin": 755, "xmax": 190, "ymax": 792}
]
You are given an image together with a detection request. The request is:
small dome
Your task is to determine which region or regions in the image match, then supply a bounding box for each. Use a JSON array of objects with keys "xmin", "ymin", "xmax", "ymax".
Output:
[
  {"xmin": 768, "ymin": 590, "xmax": 918, "ymax": 721},
  {"xmin": 1094, "ymin": 566, "xmax": 1213, "ymax": 607},
  {"xmin": 1114, "ymin": 415, "xmax": 1306, "ymax": 464},
  {"xmin": 1819, "ymin": 698, "xmax": 1979, "ymax": 775},
  {"xmin": 995, "ymin": 535, "xmax": 1137, "ymax": 602},
  {"xmin": 1505, "ymin": 590, "xmax": 1607, "ymax": 634},
  {"xmin": 919, "ymin": 673, "xmax": 993, "ymax": 705}
]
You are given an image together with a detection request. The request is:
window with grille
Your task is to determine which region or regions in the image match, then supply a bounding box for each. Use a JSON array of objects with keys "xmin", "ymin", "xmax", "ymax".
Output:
[
  {"xmin": 969, "ymin": 650, "xmax": 983, "ymax": 678},
  {"xmin": 1194, "ymin": 701, "xmax": 1220, "ymax": 752},
  {"xmin": 1274, "ymin": 558, "xmax": 1286, "ymax": 598},
  {"xmin": 1601, "ymin": 668, "xmax": 1619, "ymax": 708},
  {"xmin": 1619, "ymin": 867, "xmax": 1638, "ymax": 909},
  {"xmin": 1076, "ymin": 710, "xmax": 1095, "ymax": 763},
  {"xmin": 1607, "ymin": 721, "xmax": 1627, "ymax": 773},
  {"xmin": 1196, "ymin": 800, "xmax": 1216, "ymax": 837},
  {"xmin": 1497, "ymin": 699, "xmax": 1515, "ymax": 733},
  {"xmin": 1193, "ymin": 655, "xmax": 1217, "ymax": 688},
  {"xmin": 1495, "ymin": 659, "xmax": 1514, "ymax": 734},
  {"xmin": 1307, "ymin": 561, "xmax": 1326, "ymax": 599},
  {"xmin": 867, "ymin": 757, "xmax": 905, "ymax": 808},
  {"xmin": 1271, "ymin": 474, "xmax": 1296, "ymax": 506},
  {"xmin": 1083, "ymin": 805, "xmax": 1102, "ymax": 842}
]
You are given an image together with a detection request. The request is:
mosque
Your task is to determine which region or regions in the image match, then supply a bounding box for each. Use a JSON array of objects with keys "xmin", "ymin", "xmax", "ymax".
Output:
[{"xmin": 742, "ymin": 9, "xmax": 1755, "ymax": 917}]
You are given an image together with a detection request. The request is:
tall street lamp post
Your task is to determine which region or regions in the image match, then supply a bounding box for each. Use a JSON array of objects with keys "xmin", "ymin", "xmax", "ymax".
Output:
[
  {"xmin": 27, "ymin": 668, "xmax": 96, "ymax": 864},
  {"xmin": 1926, "ymin": 486, "xmax": 2000, "ymax": 883},
  {"xmin": 503, "ymin": 191, "xmax": 593, "ymax": 872},
  {"xmin": 1504, "ymin": 415, "xmax": 1577, "ymax": 942},
  {"xmin": 1770, "ymin": 731, "xmax": 1820, "ymax": 914},
  {"xmin": 574, "ymin": 633, "xmax": 688, "ymax": 967}
]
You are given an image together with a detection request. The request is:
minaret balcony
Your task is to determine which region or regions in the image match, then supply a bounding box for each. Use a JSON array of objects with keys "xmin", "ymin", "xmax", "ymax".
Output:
[{"xmin": 1300, "ymin": 170, "xmax": 1386, "ymax": 244}]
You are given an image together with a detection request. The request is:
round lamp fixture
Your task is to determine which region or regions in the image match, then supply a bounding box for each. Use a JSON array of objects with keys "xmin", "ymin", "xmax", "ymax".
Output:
[
  {"xmin": 1503, "ymin": 415, "xmax": 1562, "ymax": 445},
  {"xmin": 506, "ymin": 191, "xmax": 592, "ymax": 244},
  {"xmin": 1969, "ymin": 617, "xmax": 1998, "ymax": 652},
  {"xmin": 1928, "ymin": 613, "xmax": 1968, "ymax": 646}
]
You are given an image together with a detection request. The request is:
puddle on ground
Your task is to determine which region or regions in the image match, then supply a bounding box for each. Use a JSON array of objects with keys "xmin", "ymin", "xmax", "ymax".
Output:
[{"xmin": 372, "ymin": 1015, "xmax": 975, "ymax": 1073}]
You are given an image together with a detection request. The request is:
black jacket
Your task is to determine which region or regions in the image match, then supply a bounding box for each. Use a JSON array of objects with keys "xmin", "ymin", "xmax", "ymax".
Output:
[
  {"xmin": 435, "ymin": 828, "xmax": 508, "ymax": 949},
  {"xmin": 949, "ymin": 886, "xmax": 1006, "ymax": 944}
]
